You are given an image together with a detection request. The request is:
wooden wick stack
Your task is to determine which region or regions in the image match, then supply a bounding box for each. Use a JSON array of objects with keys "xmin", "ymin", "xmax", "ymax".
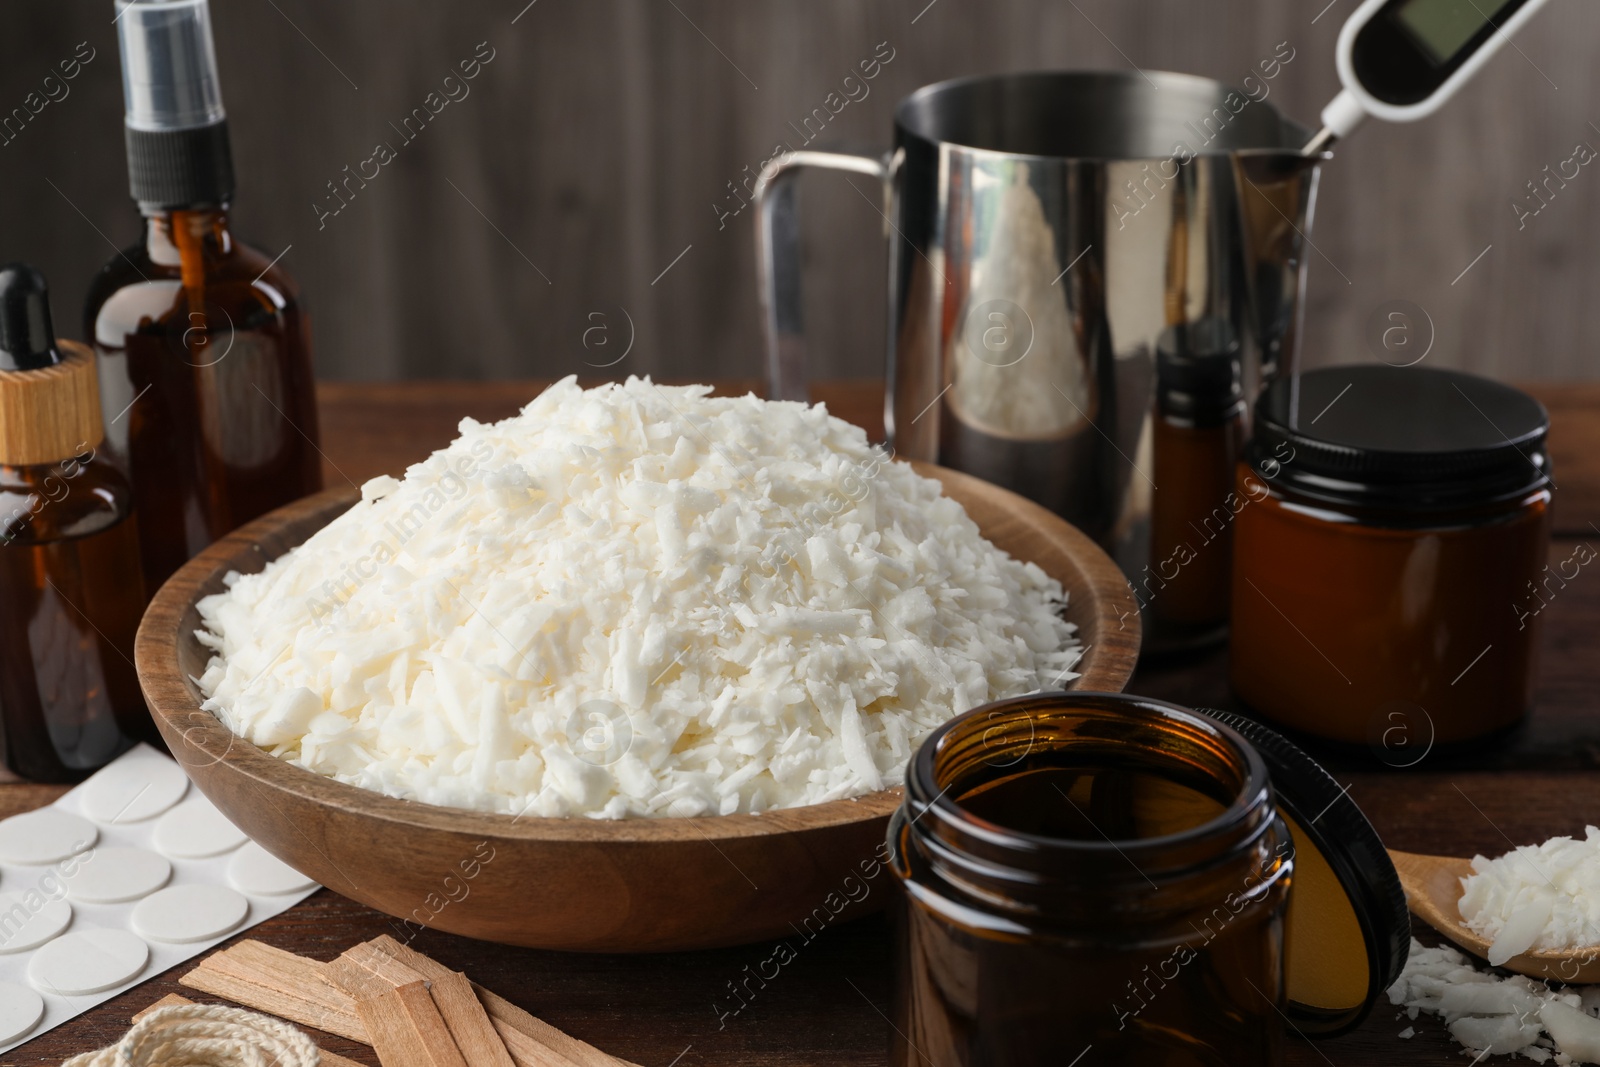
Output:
[{"xmin": 176, "ymin": 937, "xmax": 640, "ymax": 1067}]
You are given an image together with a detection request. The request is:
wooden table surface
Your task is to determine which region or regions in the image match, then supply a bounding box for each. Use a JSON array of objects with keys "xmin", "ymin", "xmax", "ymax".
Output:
[{"xmin": 9, "ymin": 379, "xmax": 1600, "ymax": 1067}]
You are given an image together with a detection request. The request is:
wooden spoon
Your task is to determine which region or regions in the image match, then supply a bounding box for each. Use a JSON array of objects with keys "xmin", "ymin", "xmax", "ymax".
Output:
[{"xmin": 1389, "ymin": 849, "xmax": 1600, "ymax": 984}]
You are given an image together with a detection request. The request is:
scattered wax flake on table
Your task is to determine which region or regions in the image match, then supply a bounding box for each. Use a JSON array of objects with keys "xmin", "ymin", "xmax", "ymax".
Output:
[
  {"xmin": 196, "ymin": 377, "xmax": 1081, "ymax": 819},
  {"xmin": 1460, "ymin": 826, "xmax": 1600, "ymax": 964},
  {"xmin": 1387, "ymin": 938, "xmax": 1600, "ymax": 1063}
]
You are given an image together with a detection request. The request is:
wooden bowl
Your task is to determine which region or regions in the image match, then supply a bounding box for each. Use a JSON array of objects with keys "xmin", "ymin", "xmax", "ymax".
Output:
[{"xmin": 136, "ymin": 462, "xmax": 1139, "ymax": 952}]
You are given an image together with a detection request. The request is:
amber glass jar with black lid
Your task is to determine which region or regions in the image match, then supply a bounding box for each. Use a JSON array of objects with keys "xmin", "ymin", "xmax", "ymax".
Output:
[
  {"xmin": 1231, "ymin": 364, "xmax": 1551, "ymax": 749},
  {"xmin": 887, "ymin": 692, "xmax": 1408, "ymax": 1066}
]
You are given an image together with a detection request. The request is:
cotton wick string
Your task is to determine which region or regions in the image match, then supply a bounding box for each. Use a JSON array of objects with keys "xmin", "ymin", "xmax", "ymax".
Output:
[{"xmin": 62, "ymin": 1003, "xmax": 319, "ymax": 1067}]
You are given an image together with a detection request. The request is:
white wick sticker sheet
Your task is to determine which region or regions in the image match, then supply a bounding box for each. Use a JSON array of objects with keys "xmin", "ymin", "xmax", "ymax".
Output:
[{"xmin": 0, "ymin": 744, "xmax": 320, "ymax": 1055}]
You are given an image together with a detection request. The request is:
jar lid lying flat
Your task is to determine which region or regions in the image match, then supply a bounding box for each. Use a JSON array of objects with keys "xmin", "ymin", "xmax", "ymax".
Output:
[
  {"xmin": 1201, "ymin": 708, "xmax": 1412, "ymax": 1036},
  {"xmin": 1250, "ymin": 365, "xmax": 1550, "ymax": 510}
]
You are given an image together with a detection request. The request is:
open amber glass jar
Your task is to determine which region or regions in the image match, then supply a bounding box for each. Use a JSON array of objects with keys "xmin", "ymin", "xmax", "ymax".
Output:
[
  {"xmin": 887, "ymin": 693, "xmax": 1294, "ymax": 1066},
  {"xmin": 1231, "ymin": 365, "xmax": 1552, "ymax": 748}
]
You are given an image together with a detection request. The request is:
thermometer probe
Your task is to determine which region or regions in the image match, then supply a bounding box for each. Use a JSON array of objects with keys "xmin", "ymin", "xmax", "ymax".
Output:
[{"xmin": 1305, "ymin": 0, "xmax": 1554, "ymax": 154}]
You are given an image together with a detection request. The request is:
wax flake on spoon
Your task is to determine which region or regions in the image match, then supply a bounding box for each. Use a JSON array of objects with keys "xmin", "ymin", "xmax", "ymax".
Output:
[
  {"xmin": 227, "ymin": 843, "xmax": 316, "ymax": 896},
  {"xmin": 62, "ymin": 847, "xmax": 171, "ymax": 904},
  {"xmin": 1459, "ymin": 825, "xmax": 1600, "ymax": 959},
  {"xmin": 153, "ymin": 795, "xmax": 248, "ymax": 859},
  {"xmin": 0, "ymin": 809, "xmax": 96, "ymax": 866},
  {"xmin": 28, "ymin": 928, "xmax": 149, "ymax": 997},
  {"xmin": 1488, "ymin": 897, "xmax": 1553, "ymax": 966},
  {"xmin": 0, "ymin": 983, "xmax": 42, "ymax": 1044},
  {"xmin": 79, "ymin": 748, "xmax": 189, "ymax": 824}
]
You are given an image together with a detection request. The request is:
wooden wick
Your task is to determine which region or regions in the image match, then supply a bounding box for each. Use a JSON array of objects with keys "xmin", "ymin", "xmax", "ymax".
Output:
[{"xmin": 356, "ymin": 981, "xmax": 468, "ymax": 1067}]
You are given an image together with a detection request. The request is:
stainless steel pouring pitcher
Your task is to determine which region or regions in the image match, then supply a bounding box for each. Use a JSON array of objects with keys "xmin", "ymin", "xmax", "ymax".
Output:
[{"xmin": 754, "ymin": 70, "xmax": 1324, "ymax": 653}]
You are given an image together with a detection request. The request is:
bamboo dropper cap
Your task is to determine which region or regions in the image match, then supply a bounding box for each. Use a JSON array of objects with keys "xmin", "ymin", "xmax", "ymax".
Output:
[{"xmin": 0, "ymin": 264, "xmax": 104, "ymax": 466}]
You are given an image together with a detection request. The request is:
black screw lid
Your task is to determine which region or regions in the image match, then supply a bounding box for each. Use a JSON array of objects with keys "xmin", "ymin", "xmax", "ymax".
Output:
[
  {"xmin": 1198, "ymin": 708, "xmax": 1411, "ymax": 1038},
  {"xmin": 1248, "ymin": 365, "xmax": 1550, "ymax": 511},
  {"xmin": 0, "ymin": 264, "xmax": 64, "ymax": 372}
]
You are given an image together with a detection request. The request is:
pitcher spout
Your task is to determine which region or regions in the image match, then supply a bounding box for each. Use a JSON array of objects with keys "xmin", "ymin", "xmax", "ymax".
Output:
[{"xmin": 1233, "ymin": 145, "xmax": 1331, "ymax": 393}]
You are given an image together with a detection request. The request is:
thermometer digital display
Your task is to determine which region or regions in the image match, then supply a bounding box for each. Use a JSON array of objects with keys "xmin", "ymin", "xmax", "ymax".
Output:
[
  {"xmin": 1395, "ymin": 0, "xmax": 1519, "ymax": 65},
  {"xmin": 1305, "ymin": 0, "xmax": 1552, "ymax": 153}
]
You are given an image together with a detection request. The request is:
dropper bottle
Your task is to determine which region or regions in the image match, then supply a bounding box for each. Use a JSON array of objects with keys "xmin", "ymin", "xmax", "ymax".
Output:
[
  {"xmin": 0, "ymin": 265, "xmax": 150, "ymax": 782},
  {"xmin": 86, "ymin": 0, "xmax": 322, "ymax": 597}
]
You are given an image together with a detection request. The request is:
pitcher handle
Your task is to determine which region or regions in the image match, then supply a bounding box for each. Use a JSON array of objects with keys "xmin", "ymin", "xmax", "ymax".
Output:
[{"xmin": 754, "ymin": 150, "xmax": 891, "ymax": 403}]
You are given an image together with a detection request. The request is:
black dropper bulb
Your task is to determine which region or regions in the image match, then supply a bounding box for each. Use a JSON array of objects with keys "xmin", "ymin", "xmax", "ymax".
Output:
[{"xmin": 0, "ymin": 264, "xmax": 63, "ymax": 372}]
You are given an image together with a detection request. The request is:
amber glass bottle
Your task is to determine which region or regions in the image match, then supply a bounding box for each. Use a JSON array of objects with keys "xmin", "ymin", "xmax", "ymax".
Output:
[
  {"xmin": 88, "ymin": 0, "xmax": 321, "ymax": 596},
  {"xmin": 0, "ymin": 265, "xmax": 150, "ymax": 781},
  {"xmin": 1146, "ymin": 320, "xmax": 1247, "ymax": 652},
  {"xmin": 86, "ymin": 208, "xmax": 320, "ymax": 593}
]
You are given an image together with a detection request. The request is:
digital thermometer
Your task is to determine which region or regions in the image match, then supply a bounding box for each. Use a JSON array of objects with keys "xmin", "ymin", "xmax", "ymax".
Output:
[{"xmin": 1305, "ymin": 0, "xmax": 1554, "ymax": 154}]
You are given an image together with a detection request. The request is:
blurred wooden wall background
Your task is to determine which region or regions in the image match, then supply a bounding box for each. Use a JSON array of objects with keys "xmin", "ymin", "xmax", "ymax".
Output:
[{"xmin": 2, "ymin": 0, "xmax": 1596, "ymax": 384}]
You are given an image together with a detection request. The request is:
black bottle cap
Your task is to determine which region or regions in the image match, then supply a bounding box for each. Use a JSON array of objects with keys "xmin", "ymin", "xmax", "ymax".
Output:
[
  {"xmin": 116, "ymin": 0, "xmax": 235, "ymax": 209},
  {"xmin": 1249, "ymin": 365, "xmax": 1550, "ymax": 511},
  {"xmin": 125, "ymin": 121, "xmax": 235, "ymax": 211},
  {"xmin": 1157, "ymin": 318, "xmax": 1244, "ymax": 423},
  {"xmin": 0, "ymin": 264, "xmax": 64, "ymax": 372},
  {"xmin": 1199, "ymin": 708, "xmax": 1411, "ymax": 1037}
]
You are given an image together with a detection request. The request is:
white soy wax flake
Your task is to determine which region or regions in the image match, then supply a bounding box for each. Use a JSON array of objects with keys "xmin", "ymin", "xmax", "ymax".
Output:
[
  {"xmin": 1387, "ymin": 937, "xmax": 1600, "ymax": 1062},
  {"xmin": 227, "ymin": 843, "xmax": 316, "ymax": 896},
  {"xmin": 0, "ymin": 982, "xmax": 43, "ymax": 1044},
  {"xmin": 0, "ymin": 892, "xmax": 72, "ymax": 954},
  {"xmin": 62, "ymin": 847, "xmax": 171, "ymax": 904},
  {"xmin": 0, "ymin": 808, "xmax": 97, "ymax": 866},
  {"xmin": 194, "ymin": 378, "xmax": 1084, "ymax": 820},
  {"xmin": 79, "ymin": 748, "xmax": 189, "ymax": 824},
  {"xmin": 152, "ymin": 795, "xmax": 248, "ymax": 859},
  {"xmin": 28, "ymin": 927, "xmax": 148, "ymax": 997},
  {"xmin": 1459, "ymin": 824, "xmax": 1600, "ymax": 957},
  {"xmin": 132, "ymin": 884, "xmax": 249, "ymax": 944}
]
